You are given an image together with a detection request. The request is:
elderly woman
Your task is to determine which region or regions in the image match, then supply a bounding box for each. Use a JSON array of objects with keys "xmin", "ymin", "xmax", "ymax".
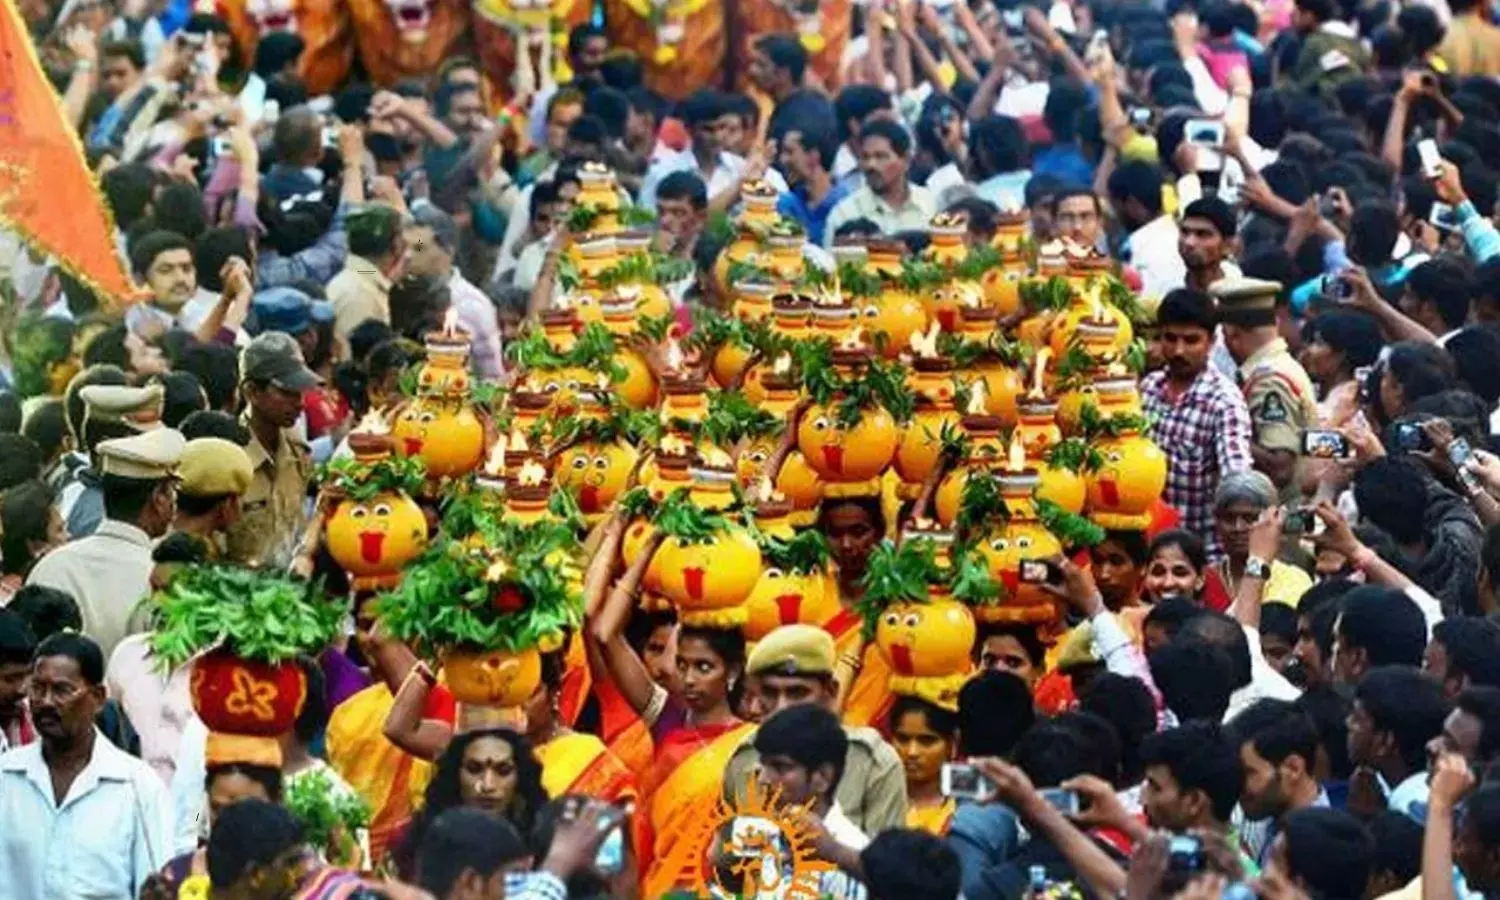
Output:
[{"xmin": 1212, "ymin": 471, "xmax": 1313, "ymax": 608}]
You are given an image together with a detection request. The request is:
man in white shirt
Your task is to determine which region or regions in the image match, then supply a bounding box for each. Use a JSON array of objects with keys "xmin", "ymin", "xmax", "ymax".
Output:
[
  {"xmin": 823, "ymin": 119, "xmax": 936, "ymax": 248},
  {"xmin": 0, "ymin": 632, "xmax": 172, "ymax": 899},
  {"xmin": 406, "ymin": 202, "xmax": 504, "ymax": 379},
  {"xmin": 750, "ymin": 703, "xmax": 868, "ymax": 900},
  {"xmin": 639, "ymin": 89, "xmax": 787, "ymax": 213},
  {"xmin": 1109, "ymin": 159, "xmax": 1185, "ymax": 301}
]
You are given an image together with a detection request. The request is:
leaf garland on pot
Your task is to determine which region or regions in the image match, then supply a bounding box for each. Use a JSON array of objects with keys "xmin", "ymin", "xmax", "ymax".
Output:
[
  {"xmin": 704, "ymin": 389, "xmax": 783, "ymax": 447},
  {"xmin": 315, "ymin": 452, "xmax": 428, "ymax": 503},
  {"xmin": 1019, "ymin": 275, "xmax": 1076, "ymax": 313},
  {"xmin": 284, "ymin": 769, "xmax": 372, "ymax": 869},
  {"xmin": 797, "ymin": 342, "xmax": 916, "ymax": 429},
  {"xmin": 1046, "ymin": 437, "xmax": 1105, "ymax": 474},
  {"xmin": 954, "ymin": 469, "xmax": 1008, "ymax": 540},
  {"xmin": 853, "ymin": 540, "xmax": 941, "ymax": 639},
  {"xmin": 757, "ymin": 528, "xmax": 831, "ymax": 574},
  {"xmin": 147, "ymin": 566, "xmax": 347, "ymax": 670},
  {"xmin": 1035, "ymin": 497, "xmax": 1106, "ymax": 548}
]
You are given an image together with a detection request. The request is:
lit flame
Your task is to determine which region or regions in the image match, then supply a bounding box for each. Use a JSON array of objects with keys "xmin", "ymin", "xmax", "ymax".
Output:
[
  {"xmin": 485, "ymin": 559, "xmax": 511, "ymax": 583},
  {"xmin": 912, "ymin": 516, "xmax": 935, "ymax": 531},
  {"xmin": 661, "ymin": 434, "xmax": 689, "ymax": 455},
  {"xmin": 1103, "ymin": 360, "xmax": 1130, "ymax": 379},
  {"xmin": 839, "ymin": 326, "xmax": 867, "ymax": 351},
  {"xmin": 442, "ymin": 307, "xmax": 459, "ymax": 336},
  {"xmin": 1088, "ymin": 284, "xmax": 1105, "ymax": 321},
  {"xmin": 1007, "ymin": 433, "xmax": 1027, "ymax": 472},
  {"xmin": 966, "ymin": 379, "xmax": 989, "ymax": 416},
  {"xmin": 517, "ymin": 460, "xmax": 547, "ymax": 487},
  {"xmin": 614, "ymin": 285, "xmax": 641, "ymax": 304},
  {"xmin": 663, "ymin": 337, "xmax": 685, "ymax": 373},
  {"xmin": 1030, "ymin": 348, "xmax": 1053, "ymax": 398},
  {"xmin": 755, "ymin": 477, "xmax": 775, "ymax": 503},
  {"xmin": 909, "ymin": 321, "xmax": 941, "ymax": 358},
  {"xmin": 508, "ymin": 428, "xmax": 529, "ymax": 453},
  {"xmin": 355, "ymin": 409, "xmax": 389, "ymax": 435},
  {"xmin": 553, "ymin": 293, "xmax": 575, "ymax": 311},
  {"xmin": 483, "ymin": 440, "xmax": 506, "ymax": 476},
  {"xmin": 773, "ymin": 353, "xmax": 792, "ymax": 376}
]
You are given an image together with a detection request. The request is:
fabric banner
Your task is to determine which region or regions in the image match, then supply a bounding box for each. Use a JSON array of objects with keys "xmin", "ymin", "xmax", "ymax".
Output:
[{"xmin": 0, "ymin": 4, "xmax": 138, "ymax": 304}]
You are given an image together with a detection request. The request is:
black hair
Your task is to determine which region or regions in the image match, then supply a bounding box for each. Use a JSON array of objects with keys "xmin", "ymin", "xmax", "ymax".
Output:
[
  {"xmin": 623, "ymin": 607, "xmax": 677, "ymax": 658},
  {"xmin": 1457, "ymin": 686, "xmax": 1500, "ymax": 762},
  {"xmin": 1348, "ymin": 201, "xmax": 1402, "ymax": 266},
  {"xmin": 1011, "ymin": 717, "xmax": 1102, "ymax": 787},
  {"xmin": 81, "ymin": 323, "xmax": 130, "ymax": 373},
  {"xmin": 1156, "ymin": 288, "xmax": 1218, "ymax": 332},
  {"xmin": 859, "ymin": 828, "xmax": 962, "ymax": 900},
  {"xmin": 598, "ymin": 52, "xmax": 644, "ymax": 91},
  {"xmin": 1107, "ymin": 160, "xmax": 1166, "ymax": 218},
  {"xmin": 583, "ymin": 86, "xmax": 630, "ymax": 140},
  {"xmin": 0, "ymin": 433, "xmax": 43, "ymax": 494},
  {"xmin": 1024, "ymin": 172, "xmax": 1067, "ymax": 209},
  {"xmin": 1043, "ymin": 78, "xmax": 1089, "ymax": 144},
  {"xmin": 1305, "ymin": 311, "xmax": 1384, "ymax": 375},
  {"xmin": 1297, "ymin": 684, "xmax": 1354, "ymax": 779},
  {"xmin": 416, "ymin": 807, "xmax": 528, "ymax": 898},
  {"xmin": 1444, "ymin": 327, "xmax": 1500, "ymax": 409},
  {"xmin": 149, "ymin": 370, "xmax": 207, "ymax": 430},
  {"xmin": 956, "ymin": 670, "xmax": 1035, "ymax": 757},
  {"xmin": 976, "ymin": 622, "xmax": 1046, "ymax": 668},
  {"xmin": 206, "ymin": 799, "xmax": 305, "ymax": 888},
  {"xmin": 889, "ymin": 694, "xmax": 959, "ymax": 742},
  {"xmin": 397, "ymin": 729, "xmax": 547, "ymax": 879},
  {"xmin": 1143, "ymin": 596, "xmax": 1208, "ymax": 642},
  {"xmin": 34, "ymin": 631, "xmax": 104, "ymax": 685},
  {"xmin": 566, "ymin": 22, "xmax": 605, "ymax": 58},
  {"xmin": 0, "ymin": 480, "xmax": 54, "ymax": 577},
  {"xmin": 1181, "ymin": 612, "xmax": 1254, "ymax": 691},
  {"xmin": 1369, "ymin": 810, "xmax": 1424, "ymax": 886},
  {"xmin": 177, "ymin": 342, "xmax": 241, "ymax": 412},
  {"xmin": 1139, "ymin": 720, "xmax": 1245, "ymax": 823},
  {"xmin": 1384, "ymin": 341, "xmax": 1457, "ymax": 411},
  {"xmin": 756, "ymin": 33, "xmax": 808, "ymax": 83},
  {"xmin": 1352, "ymin": 457, "xmax": 1433, "ymax": 548},
  {"xmin": 1433, "ymin": 618, "xmax": 1500, "ymax": 690},
  {"xmin": 1181, "ymin": 196, "xmax": 1238, "ymax": 239},
  {"xmin": 1354, "ymin": 665, "xmax": 1452, "ymax": 772},
  {"xmin": 178, "ymin": 410, "xmax": 251, "ymax": 445},
  {"xmin": 100, "ymin": 473, "xmax": 167, "ymax": 524},
  {"xmin": 1261, "ymin": 602, "xmax": 1299, "ymax": 650},
  {"xmin": 252, "ymin": 31, "xmax": 305, "ymax": 77},
  {"xmin": 1281, "ymin": 808, "xmax": 1375, "ymax": 900},
  {"xmin": 834, "ymin": 85, "xmax": 891, "ymax": 143},
  {"xmin": 860, "ymin": 118, "xmax": 912, "ymax": 157},
  {"xmin": 0, "ymin": 609, "xmax": 36, "ymax": 667},
  {"xmin": 788, "ymin": 124, "xmax": 842, "ymax": 173},
  {"xmin": 1407, "ymin": 257, "xmax": 1476, "ymax": 332},
  {"xmin": 153, "ymin": 531, "xmax": 209, "ymax": 565},
  {"xmin": 1079, "ymin": 673, "xmax": 1157, "ymax": 785},
  {"xmin": 1150, "ymin": 637, "xmax": 1235, "ymax": 722},
  {"xmin": 205, "ymin": 761, "xmax": 284, "ymax": 803},
  {"xmin": 1335, "ymin": 586, "xmax": 1428, "ymax": 670},
  {"xmin": 21, "ymin": 399, "xmax": 67, "ymax": 462},
  {"xmin": 292, "ymin": 655, "xmax": 327, "ymax": 747},
  {"xmin": 753, "ymin": 703, "xmax": 849, "ymax": 801},
  {"xmin": 1228, "ymin": 698, "xmax": 1320, "ymax": 769},
  {"xmin": 681, "ymin": 89, "xmax": 724, "ymax": 129},
  {"xmin": 657, "ymin": 170, "xmax": 709, "ymax": 210},
  {"xmin": 7, "ymin": 585, "xmax": 81, "ymax": 640},
  {"xmin": 194, "ymin": 226, "xmax": 255, "ymax": 293},
  {"xmin": 129, "ymin": 230, "xmax": 193, "ymax": 281},
  {"xmin": 101, "ymin": 163, "xmax": 156, "ymax": 232},
  {"xmin": 154, "ymin": 182, "xmax": 207, "ymax": 243},
  {"xmin": 564, "ymin": 114, "xmax": 608, "ymax": 149}
]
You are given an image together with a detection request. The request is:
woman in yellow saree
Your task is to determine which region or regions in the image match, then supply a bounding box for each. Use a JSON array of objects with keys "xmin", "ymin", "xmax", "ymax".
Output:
[
  {"xmin": 819, "ymin": 496, "xmax": 895, "ymax": 728},
  {"xmin": 888, "ymin": 695, "xmax": 958, "ymax": 836},
  {"xmin": 590, "ymin": 516, "xmax": 751, "ymax": 898}
]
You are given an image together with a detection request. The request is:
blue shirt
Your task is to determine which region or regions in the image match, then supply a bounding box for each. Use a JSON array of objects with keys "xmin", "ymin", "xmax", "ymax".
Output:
[
  {"xmin": 975, "ymin": 171, "xmax": 1033, "ymax": 210},
  {"xmin": 777, "ymin": 180, "xmax": 854, "ymax": 246},
  {"xmin": 1031, "ymin": 144, "xmax": 1095, "ymax": 188},
  {"xmin": 947, "ymin": 800, "xmax": 1021, "ymax": 900}
]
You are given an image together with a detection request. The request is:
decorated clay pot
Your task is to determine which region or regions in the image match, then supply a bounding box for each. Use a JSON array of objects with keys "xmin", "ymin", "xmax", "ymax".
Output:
[
  {"xmin": 557, "ymin": 441, "xmax": 640, "ymax": 519},
  {"xmin": 925, "ymin": 216, "xmax": 968, "ymax": 265},
  {"xmin": 973, "ymin": 360, "xmax": 1022, "ymax": 427},
  {"xmin": 744, "ymin": 568, "xmax": 840, "ymax": 641},
  {"xmin": 895, "ymin": 360, "xmax": 960, "ymax": 497},
  {"xmin": 392, "ymin": 400, "xmax": 487, "ymax": 480},
  {"xmin": 655, "ymin": 525, "xmax": 763, "ymax": 626},
  {"xmin": 934, "ymin": 413, "xmax": 1006, "ymax": 527},
  {"xmin": 771, "ymin": 294, "xmax": 813, "ymax": 339},
  {"xmin": 418, "ymin": 336, "xmax": 471, "ymax": 396},
  {"xmin": 1036, "ymin": 460, "xmax": 1088, "ymax": 515},
  {"xmin": 1015, "ymin": 399, "xmax": 1062, "ymax": 456},
  {"xmin": 862, "ymin": 294, "xmax": 928, "ymax": 359},
  {"xmin": 874, "ymin": 595, "xmax": 976, "ymax": 679},
  {"xmin": 732, "ymin": 279, "xmax": 776, "ymax": 321},
  {"xmin": 797, "ymin": 404, "xmax": 900, "ymax": 488},
  {"xmin": 1049, "ymin": 297, "xmax": 1134, "ymax": 359},
  {"xmin": 1086, "ymin": 429, "xmax": 1168, "ymax": 530},
  {"xmin": 981, "ymin": 264, "xmax": 1023, "ymax": 318},
  {"xmin": 325, "ymin": 489, "xmax": 429, "ymax": 590},
  {"xmin": 621, "ymin": 517, "xmax": 666, "ymax": 594},
  {"xmin": 191, "ymin": 652, "xmax": 308, "ymax": 736},
  {"xmin": 444, "ymin": 647, "xmax": 543, "ymax": 708}
]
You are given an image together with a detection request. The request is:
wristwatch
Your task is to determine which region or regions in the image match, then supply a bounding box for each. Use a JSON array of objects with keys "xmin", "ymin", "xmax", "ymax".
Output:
[{"xmin": 1244, "ymin": 555, "xmax": 1271, "ymax": 580}]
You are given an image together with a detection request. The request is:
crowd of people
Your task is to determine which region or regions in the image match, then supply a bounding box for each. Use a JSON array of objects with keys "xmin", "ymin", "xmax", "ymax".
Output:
[{"xmin": 8, "ymin": 0, "xmax": 1500, "ymax": 898}]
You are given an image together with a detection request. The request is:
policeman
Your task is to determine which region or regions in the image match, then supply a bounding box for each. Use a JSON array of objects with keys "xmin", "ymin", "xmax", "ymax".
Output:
[{"xmin": 1213, "ymin": 277, "xmax": 1318, "ymax": 494}]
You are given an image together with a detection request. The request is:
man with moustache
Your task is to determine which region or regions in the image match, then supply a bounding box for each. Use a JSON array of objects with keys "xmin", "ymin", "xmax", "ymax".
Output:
[
  {"xmin": 1140, "ymin": 288, "xmax": 1254, "ymax": 560},
  {"xmin": 0, "ymin": 632, "xmax": 172, "ymax": 898}
]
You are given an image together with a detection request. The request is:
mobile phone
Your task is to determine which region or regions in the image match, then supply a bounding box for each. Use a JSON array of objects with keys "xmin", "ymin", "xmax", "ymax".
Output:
[
  {"xmin": 322, "ymin": 126, "xmax": 338, "ymax": 149},
  {"xmin": 1302, "ymin": 429, "xmax": 1351, "ymax": 460},
  {"xmin": 1128, "ymin": 106, "xmax": 1153, "ymax": 129},
  {"xmin": 210, "ymin": 135, "xmax": 231, "ymax": 157},
  {"xmin": 1356, "ymin": 365, "xmax": 1376, "ymax": 404},
  {"xmin": 1086, "ymin": 29, "xmax": 1109, "ymax": 60},
  {"xmin": 1038, "ymin": 788, "xmax": 1081, "ymax": 815},
  {"xmin": 941, "ymin": 762, "xmax": 997, "ymax": 801},
  {"xmin": 1018, "ymin": 559, "xmax": 1057, "ymax": 585},
  {"xmin": 1396, "ymin": 421, "xmax": 1431, "ymax": 453},
  {"xmin": 1168, "ymin": 835, "xmax": 1204, "ymax": 873},
  {"xmin": 1431, "ymin": 202, "xmax": 1460, "ymax": 232},
  {"xmin": 1282, "ymin": 508, "xmax": 1315, "ymax": 535},
  {"xmin": 594, "ymin": 827, "xmax": 624, "ymax": 874},
  {"xmin": 1184, "ymin": 118, "xmax": 1225, "ymax": 148},
  {"xmin": 1001, "ymin": 8, "xmax": 1024, "ymax": 32},
  {"xmin": 1418, "ymin": 138, "xmax": 1443, "ymax": 178},
  {"xmin": 1318, "ymin": 272, "xmax": 1352, "ymax": 301},
  {"xmin": 1449, "ymin": 437, "xmax": 1474, "ymax": 467}
]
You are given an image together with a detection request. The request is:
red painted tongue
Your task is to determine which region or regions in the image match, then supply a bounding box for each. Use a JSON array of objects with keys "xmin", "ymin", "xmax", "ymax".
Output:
[
  {"xmin": 822, "ymin": 445, "xmax": 844, "ymax": 475},
  {"xmin": 359, "ymin": 532, "xmax": 386, "ymax": 564},
  {"xmin": 1001, "ymin": 570, "xmax": 1020, "ymax": 594},
  {"xmin": 890, "ymin": 643, "xmax": 915, "ymax": 675},
  {"xmin": 403, "ymin": 437, "xmax": 424, "ymax": 456},
  {"xmin": 1098, "ymin": 479, "xmax": 1120, "ymax": 507},
  {"xmin": 580, "ymin": 485, "xmax": 600, "ymax": 511},
  {"xmin": 774, "ymin": 593, "xmax": 803, "ymax": 624},
  {"xmin": 684, "ymin": 567, "xmax": 706, "ymax": 600},
  {"xmin": 937, "ymin": 308, "xmax": 957, "ymax": 331}
]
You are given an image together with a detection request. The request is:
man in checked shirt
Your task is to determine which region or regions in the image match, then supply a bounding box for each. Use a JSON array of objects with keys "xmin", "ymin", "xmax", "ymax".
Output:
[{"xmin": 1141, "ymin": 288, "xmax": 1255, "ymax": 560}]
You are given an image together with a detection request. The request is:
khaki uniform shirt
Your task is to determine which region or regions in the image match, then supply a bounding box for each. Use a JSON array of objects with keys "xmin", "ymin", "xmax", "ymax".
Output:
[
  {"xmin": 722, "ymin": 724, "xmax": 908, "ymax": 834},
  {"xmin": 27, "ymin": 519, "xmax": 155, "ymax": 660},
  {"xmin": 328, "ymin": 254, "xmax": 393, "ymax": 339},
  {"xmin": 225, "ymin": 425, "xmax": 311, "ymax": 567},
  {"xmin": 822, "ymin": 184, "xmax": 937, "ymax": 248},
  {"xmin": 1239, "ymin": 338, "xmax": 1317, "ymax": 455}
]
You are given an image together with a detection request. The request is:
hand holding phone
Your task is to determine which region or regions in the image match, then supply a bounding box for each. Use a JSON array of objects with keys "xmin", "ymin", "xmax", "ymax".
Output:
[
  {"xmin": 1302, "ymin": 429, "xmax": 1351, "ymax": 459},
  {"xmin": 1418, "ymin": 139, "xmax": 1443, "ymax": 179},
  {"xmin": 942, "ymin": 762, "xmax": 997, "ymax": 802}
]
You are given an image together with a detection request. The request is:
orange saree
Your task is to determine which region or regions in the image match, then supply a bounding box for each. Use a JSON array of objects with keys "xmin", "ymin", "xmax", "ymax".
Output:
[
  {"xmin": 325, "ymin": 684, "xmax": 437, "ymax": 862},
  {"xmin": 595, "ymin": 676, "xmax": 655, "ymax": 776},
  {"xmin": 638, "ymin": 720, "xmax": 755, "ymax": 898},
  {"xmin": 535, "ymin": 732, "xmax": 639, "ymax": 804},
  {"xmin": 828, "ymin": 609, "xmax": 893, "ymax": 730}
]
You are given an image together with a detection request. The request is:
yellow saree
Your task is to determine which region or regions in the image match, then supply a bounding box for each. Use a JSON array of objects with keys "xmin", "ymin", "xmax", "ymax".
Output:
[
  {"xmin": 325, "ymin": 684, "xmax": 435, "ymax": 863},
  {"xmin": 535, "ymin": 732, "xmax": 639, "ymax": 805}
]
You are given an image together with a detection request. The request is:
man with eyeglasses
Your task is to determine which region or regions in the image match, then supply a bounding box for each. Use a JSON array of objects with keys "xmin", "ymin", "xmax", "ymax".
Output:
[{"xmin": 0, "ymin": 632, "xmax": 173, "ymax": 898}]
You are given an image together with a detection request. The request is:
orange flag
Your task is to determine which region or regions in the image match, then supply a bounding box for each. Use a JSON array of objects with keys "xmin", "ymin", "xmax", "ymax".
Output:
[{"xmin": 0, "ymin": 1, "xmax": 139, "ymax": 304}]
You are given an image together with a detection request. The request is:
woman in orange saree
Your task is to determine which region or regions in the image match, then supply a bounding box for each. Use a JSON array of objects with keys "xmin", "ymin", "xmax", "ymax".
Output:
[
  {"xmin": 589, "ymin": 515, "xmax": 751, "ymax": 898},
  {"xmin": 888, "ymin": 695, "xmax": 957, "ymax": 837},
  {"xmin": 820, "ymin": 496, "xmax": 895, "ymax": 728}
]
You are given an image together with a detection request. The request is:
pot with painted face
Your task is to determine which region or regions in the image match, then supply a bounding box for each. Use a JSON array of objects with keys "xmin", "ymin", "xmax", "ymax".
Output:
[
  {"xmin": 895, "ymin": 357, "xmax": 961, "ymax": 500},
  {"xmin": 971, "ymin": 467, "xmax": 1064, "ymax": 625},
  {"xmin": 324, "ymin": 434, "xmax": 430, "ymax": 591},
  {"xmin": 1086, "ymin": 424, "xmax": 1168, "ymax": 531},
  {"xmin": 925, "ymin": 212, "xmax": 968, "ymax": 266},
  {"xmin": 655, "ymin": 523, "xmax": 763, "ymax": 628},
  {"xmin": 934, "ymin": 410, "xmax": 1006, "ymax": 527},
  {"xmin": 556, "ymin": 439, "xmax": 640, "ymax": 521},
  {"xmin": 873, "ymin": 589, "xmax": 976, "ymax": 690},
  {"xmin": 443, "ymin": 646, "xmax": 544, "ymax": 708},
  {"xmin": 392, "ymin": 399, "xmax": 487, "ymax": 480}
]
